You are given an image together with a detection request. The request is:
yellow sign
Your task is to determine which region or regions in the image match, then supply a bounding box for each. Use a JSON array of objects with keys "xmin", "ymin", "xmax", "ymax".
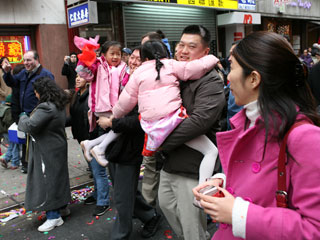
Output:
[
  {"xmin": 142, "ymin": 0, "xmax": 238, "ymax": 9},
  {"xmin": 178, "ymin": 0, "xmax": 238, "ymax": 9}
]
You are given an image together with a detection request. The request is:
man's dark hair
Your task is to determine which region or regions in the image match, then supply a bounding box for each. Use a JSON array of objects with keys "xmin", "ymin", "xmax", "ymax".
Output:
[
  {"xmin": 27, "ymin": 50, "xmax": 39, "ymax": 61},
  {"xmin": 181, "ymin": 25, "xmax": 211, "ymax": 47},
  {"xmin": 156, "ymin": 30, "xmax": 166, "ymax": 39},
  {"xmin": 131, "ymin": 45, "xmax": 141, "ymax": 53},
  {"xmin": 141, "ymin": 32, "xmax": 162, "ymax": 42}
]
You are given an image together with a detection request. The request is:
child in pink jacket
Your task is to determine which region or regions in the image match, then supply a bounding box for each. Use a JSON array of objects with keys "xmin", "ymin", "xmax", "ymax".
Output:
[
  {"xmin": 113, "ymin": 40, "xmax": 220, "ymax": 185},
  {"xmin": 78, "ymin": 41, "xmax": 127, "ymax": 167}
]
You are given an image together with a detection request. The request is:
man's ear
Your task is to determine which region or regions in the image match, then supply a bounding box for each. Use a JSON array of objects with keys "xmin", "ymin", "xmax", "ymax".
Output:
[
  {"xmin": 250, "ymin": 71, "xmax": 261, "ymax": 90},
  {"xmin": 204, "ymin": 47, "xmax": 210, "ymax": 55}
]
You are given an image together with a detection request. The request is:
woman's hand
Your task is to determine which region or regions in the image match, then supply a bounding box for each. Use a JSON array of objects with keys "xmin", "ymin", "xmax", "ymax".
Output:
[
  {"xmin": 192, "ymin": 178, "xmax": 222, "ymax": 201},
  {"xmin": 199, "ymin": 187, "xmax": 235, "ymax": 224},
  {"xmin": 97, "ymin": 117, "xmax": 112, "ymax": 129}
]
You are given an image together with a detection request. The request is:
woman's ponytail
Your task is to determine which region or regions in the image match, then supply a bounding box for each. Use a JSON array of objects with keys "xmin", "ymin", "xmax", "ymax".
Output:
[{"xmin": 155, "ymin": 52, "xmax": 163, "ymax": 80}]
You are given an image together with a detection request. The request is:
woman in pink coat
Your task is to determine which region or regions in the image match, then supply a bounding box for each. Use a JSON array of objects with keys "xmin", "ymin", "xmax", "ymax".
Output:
[
  {"xmin": 113, "ymin": 40, "xmax": 220, "ymax": 185},
  {"xmin": 193, "ymin": 31, "xmax": 320, "ymax": 239}
]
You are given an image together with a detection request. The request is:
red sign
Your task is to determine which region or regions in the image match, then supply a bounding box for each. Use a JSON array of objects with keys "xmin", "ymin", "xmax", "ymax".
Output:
[
  {"xmin": 243, "ymin": 14, "xmax": 253, "ymax": 24},
  {"xmin": 0, "ymin": 36, "xmax": 30, "ymax": 64},
  {"xmin": 234, "ymin": 32, "xmax": 243, "ymax": 42}
]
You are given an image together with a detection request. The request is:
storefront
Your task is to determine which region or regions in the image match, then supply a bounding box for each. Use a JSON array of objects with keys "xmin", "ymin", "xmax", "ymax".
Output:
[{"xmin": 0, "ymin": 1, "xmax": 69, "ymax": 88}]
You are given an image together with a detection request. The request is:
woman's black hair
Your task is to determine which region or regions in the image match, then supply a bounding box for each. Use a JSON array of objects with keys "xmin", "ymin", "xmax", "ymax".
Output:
[
  {"xmin": 0, "ymin": 57, "xmax": 9, "ymax": 70},
  {"xmin": 232, "ymin": 31, "xmax": 320, "ymax": 157},
  {"xmin": 33, "ymin": 77, "xmax": 69, "ymax": 111},
  {"xmin": 140, "ymin": 40, "xmax": 168, "ymax": 80},
  {"xmin": 100, "ymin": 41, "xmax": 122, "ymax": 55}
]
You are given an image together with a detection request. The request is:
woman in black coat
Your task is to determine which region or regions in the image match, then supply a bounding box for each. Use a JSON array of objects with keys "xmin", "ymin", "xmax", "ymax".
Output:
[{"xmin": 18, "ymin": 77, "xmax": 70, "ymax": 233}]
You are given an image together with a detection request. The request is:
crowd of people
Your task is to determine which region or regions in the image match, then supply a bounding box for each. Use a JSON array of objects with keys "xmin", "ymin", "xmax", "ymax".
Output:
[{"xmin": 1, "ymin": 24, "xmax": 320, "ymax": 240}]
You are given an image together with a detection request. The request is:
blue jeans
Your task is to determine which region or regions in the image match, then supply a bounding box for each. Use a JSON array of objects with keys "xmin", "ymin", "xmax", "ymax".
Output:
[
  {"xmin": 3, "ymin": 136, "xmax": 20, "ymax": 167},
  {"xmin": 46, "ymin": 210, "xmax": 60, "ymax": 219},
  {"xmin": 90, "ymin": 158, "xmax": 110, "ymax": 206}
]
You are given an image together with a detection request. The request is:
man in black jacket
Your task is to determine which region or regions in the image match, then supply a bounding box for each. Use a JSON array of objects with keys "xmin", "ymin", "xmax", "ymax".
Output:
[
  {"xmin": 61, "ymin": 53, "xmax": 77, "ymax": 89},
  {"xmin": 157, "ymin": 25, "xmax": 225, "ymax": 240}
]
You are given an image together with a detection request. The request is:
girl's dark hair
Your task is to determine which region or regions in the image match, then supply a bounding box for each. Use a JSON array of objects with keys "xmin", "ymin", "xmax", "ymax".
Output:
[
  {"xmin": 33, "ymin": 77, "xmax": 69, "ymax": 111},
  {"xmin": 0, "ymin": 57, "xmax": 9, "ymax": 70},
  {"xmin": 100, "ymin": 41, "xmax": 121, "ymax": 55},
  {"xmin": 140, "ymin": 40, "xmax": 168, "ymax": 80},
  {"xmin": 232, "ymin": 31, "xmax": 320, "ymax": 153}
]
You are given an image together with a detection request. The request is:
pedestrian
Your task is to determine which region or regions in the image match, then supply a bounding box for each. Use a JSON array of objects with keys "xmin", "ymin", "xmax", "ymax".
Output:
[
  {"xmin": 78, "ymin": 41, "xmax": 127, "ymax": 167},
  {"xmin": 307, "ymin": 46, "xmax": 320, "ymax": 112},
  {"xmin": 157, "ymin": 25, "xmax": 225, "ymax": 240},
  {"xmin": 156, "ymin": 30, "xmax": 173, "ymax": 58},
  {"xmin": 0, "ymin": 57, "xmax": 12, "ymax": 102},
  {"xmin": 18, "ymin": 77, "xmax": 71, "ymax": 232},
  {"xmin": 61, "ymin": 52, "xmax": 78, "ymax": 90},
  {"xmin": 121, "ymin": 47, "xmax": 132, "ymax": 65},
  {"xmin": 300, "ymin": 48, "xmax": 313, "ymax": 69},
  {"xmin": 113, "ymin": 39, "xmax": 220, "ymax": 185},
  {"xmin": 94, "ymin": 45, "xmax": 161, "ymax": 239},
  {"xmin": 1, "ymin": 50, "xmax": 55, "ymax": 174},
  {"xmin": 193, "ymin": 31, "xmax": 320, "ymax": 239},
  {"xmin": 0, "ymin": 94, "xmax": 18, "ymax": 170}
]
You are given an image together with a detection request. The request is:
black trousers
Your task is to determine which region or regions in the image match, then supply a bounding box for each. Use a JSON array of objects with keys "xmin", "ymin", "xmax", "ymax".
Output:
[{"xmin": 108, "ymin": 162, "xmax": 155, "ymax": 240}]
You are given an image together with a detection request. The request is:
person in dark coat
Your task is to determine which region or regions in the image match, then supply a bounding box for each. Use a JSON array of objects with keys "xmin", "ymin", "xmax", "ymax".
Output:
[
  {"xmin": 18, "ymin": 77, "xmax": 71, "ymax": 232},
  {"xmin": 98, "ymin": 46, "xmax": 161, "ymax": 239},
  {"xmin": 62, "ymin": 53, "xmax": 78, "ymax": 89},
  {"xmin": 307, "ymin": 48, "xmax": 320, "ymax": 111},
  {"xmin": 69, "ymin": 74, "xmax": 89, "ymax": 143},
  {"xmin": 2, "ymin": 50, "xmax": 54, "ymax": 174}
]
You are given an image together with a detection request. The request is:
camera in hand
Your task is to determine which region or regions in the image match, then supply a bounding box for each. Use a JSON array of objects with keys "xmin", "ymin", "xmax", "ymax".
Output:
[{"xmin": 193, "ymin": 186, "xmax": 224, "ymax": 209}]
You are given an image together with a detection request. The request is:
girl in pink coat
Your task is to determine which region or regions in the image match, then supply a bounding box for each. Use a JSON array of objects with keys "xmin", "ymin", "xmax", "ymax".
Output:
[
  {"xmin": 78, "ymin": 41, "xmax": 127, "ymax": 167},
  {"xmin": 113, "ymin": 40, "xmax": 220, "ymax": 184},
  {"xmin": 193, "ymin": 31, "xmax": 320, "ymax": 239}
]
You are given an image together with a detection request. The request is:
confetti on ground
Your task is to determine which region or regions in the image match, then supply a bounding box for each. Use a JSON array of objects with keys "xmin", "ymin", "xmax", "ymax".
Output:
[
  {"xmin": 48, "ymin": 236, "xmax": 56, "ymax": 239},
  {"xmin": 95, "ymin": 216, "xmax": 99, "ymax": 220},
  {"xmin": 44, "ymin": 232, "xmax": 49, "ymax": 235},
  {"xmin": 106, "ymin": 218, "xmax": 111, "ymax": 221},
  {"xmin": 70, "ymin": 186, "xmax": 94, "ymax": 204},
  {"xmin": 87, "ymin": 220, "xmax": 94, "ymax": 225},
  {"xmin": 164, "ymin": 230, "xmax": 173, "ymax": 239}
]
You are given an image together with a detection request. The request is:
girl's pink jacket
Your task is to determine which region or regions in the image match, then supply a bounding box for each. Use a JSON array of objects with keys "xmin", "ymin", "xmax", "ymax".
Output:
[
  {"xmin": 214, "ymin": 110, "xmax": 320, "ymax": 240},
  {"xmin": 113, "ymin": 55, "xmax": 219, "ymax": 121}
]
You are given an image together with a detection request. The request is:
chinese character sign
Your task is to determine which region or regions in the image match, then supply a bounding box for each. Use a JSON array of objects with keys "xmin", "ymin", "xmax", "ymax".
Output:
[
  {"xmin": 238, "ymin": 0, "xmax": 256, "ymax": 10},
  {"xmin": 0, "ymin": 36, "xmax": 28, "ymax": 64},
  {"xmin": 68, "ymin": 2, "xmax": 89, "ymax": 28}
]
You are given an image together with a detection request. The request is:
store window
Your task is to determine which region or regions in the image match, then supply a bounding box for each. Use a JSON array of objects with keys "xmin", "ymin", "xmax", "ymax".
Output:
[{"xmin": 0, "ymin": 36, "xmax": 32, "ymax": 66}]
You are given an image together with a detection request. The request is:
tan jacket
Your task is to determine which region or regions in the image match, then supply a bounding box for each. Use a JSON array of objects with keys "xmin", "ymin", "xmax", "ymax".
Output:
[{"xmin": 0, "ymin": 72, "xmax": 11, "ymax": 102}]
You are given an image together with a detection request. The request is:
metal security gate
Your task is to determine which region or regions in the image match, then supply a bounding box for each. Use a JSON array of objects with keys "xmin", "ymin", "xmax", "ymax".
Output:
[{"xmin": 122, "ymin": 3, "xmax": 217, "ymax": 55}]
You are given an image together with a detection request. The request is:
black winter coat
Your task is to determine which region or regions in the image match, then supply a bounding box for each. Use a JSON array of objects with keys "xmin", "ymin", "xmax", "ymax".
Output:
[
  {"xmin": 106, "ymin": 107, "xmax": 144, "ymax": 165},
  {"xmin": 308, "ymin": 62, "xmax": 320, "ymax": 105},
  {"xmin": 70, "ymin": 89, "xmax": 90, "ymax": 143},
  {"xmin": 61, "ymin": 63, "xmax": 77, "ymax": 89}
]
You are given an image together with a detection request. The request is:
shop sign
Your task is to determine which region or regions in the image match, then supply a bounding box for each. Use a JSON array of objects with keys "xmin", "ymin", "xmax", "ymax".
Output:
[
  {"xmin": 273, "ymin": 0, "xmax": 290, "ymax": 6},
  {"xmin": 0, "ymin": 40, "xmax": 24, "ymax": 64},
  {"xmin": 217, "ymin": 12, "xmax": 261, "ymax": 26},
  {"xmin": 67, "ymin": 1, "xmax": 98, "ymax": 28},
  {"xmin": 141, "ymin": 0, "xmax": 238, "ymax": 10},
  {"xmin": 287, "ymin": 0, "xmax": 311, "ymax": 9},
  {"xmin": 238, "ymin": 0, "xmax": 256, "ymax": 11}
]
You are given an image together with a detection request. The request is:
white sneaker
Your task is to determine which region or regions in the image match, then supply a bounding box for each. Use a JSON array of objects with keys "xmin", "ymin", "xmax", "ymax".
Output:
[
  {"xmin": 80, "ymin": 140, "xmax": 93, "ymax": 162},
  {"xmin": 90, "ymin": 146, "xmax": 108, "ymax": 167},
  {"xmin": 38, "ymin": 217, "xmax": 64, "ymax": 232}
]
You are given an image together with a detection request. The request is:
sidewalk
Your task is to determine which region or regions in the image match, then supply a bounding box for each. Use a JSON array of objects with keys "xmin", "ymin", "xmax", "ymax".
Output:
[{"xmin": 0, "ymin": 127, "xmax": 92, "ymax": 211}]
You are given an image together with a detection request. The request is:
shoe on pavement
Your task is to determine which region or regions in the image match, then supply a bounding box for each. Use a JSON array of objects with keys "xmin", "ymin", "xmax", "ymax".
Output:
[
  {"xmin": 60, "ymin": 207, "xmax": 71, "ymax": 217},
  {"xmin": 38, "ymin": 217, "xmax": 64, "ymax": 232},
  {"xmin": 0, "ymin": 158, "xmax": 8, "ymax": 168},
  {"xmin": 80, "ymin": 140, "xmax": 93, "ymax": 162},
  {"xmin": 141, "ymin": 214, "xmax": 162, "ymax": 238},
  {"xmin": 84, "ymin": 196, "xmax": 96, "ymax": 205},
  {"xmin": 21, "ymin": 166, "xmax": 27, "ymax": 174},
  {"xmin": 90, "ymin": 146, "xmax": 108, "ymax": 167},
  {"xmin": 93, "ymin": 205, "xmax": 110, "ymax": 216}
]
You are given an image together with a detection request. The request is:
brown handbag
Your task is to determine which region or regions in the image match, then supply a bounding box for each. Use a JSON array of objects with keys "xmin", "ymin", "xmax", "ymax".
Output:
[{"xmin": 276, "ymin": 121, "xmax": 309, "ymax": 208}]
